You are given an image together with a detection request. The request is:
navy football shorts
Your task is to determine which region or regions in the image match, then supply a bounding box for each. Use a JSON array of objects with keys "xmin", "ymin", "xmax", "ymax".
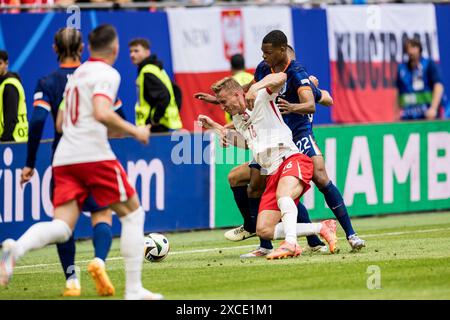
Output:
[
  {"xmin": 293, "ymin": 130, "xmax": 322, "ymax": 158},
  {"xmin": 82, "ymin": 194, "xmax": 108, "ymax": 213},
  {"xmin": 248, "ymin": 158, "xmax": 261, "ymax": 170}
]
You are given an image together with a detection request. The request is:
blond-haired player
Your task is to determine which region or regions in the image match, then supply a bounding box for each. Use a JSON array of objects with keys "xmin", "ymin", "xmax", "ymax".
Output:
[{"xmin": 198, "ymin": 74, "xmax": 337, "ymax": 259}]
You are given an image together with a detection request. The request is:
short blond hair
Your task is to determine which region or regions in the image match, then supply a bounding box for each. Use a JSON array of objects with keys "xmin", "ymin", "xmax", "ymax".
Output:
[{"xmin": 211, "ymin": 77, "xmax": 242, "ymax": 95}]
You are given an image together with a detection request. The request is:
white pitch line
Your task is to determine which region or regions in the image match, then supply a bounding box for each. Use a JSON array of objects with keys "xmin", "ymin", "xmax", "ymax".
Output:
[
  {"xmin": 360, "ymin": 227, "xmax": 450, "ymax": 238},
  {"xmin": 14, "ymin": 226, "xmax": 450, "ymax": 270},
  {"xmin": 14, "ymin": 244, "xmax": 258, "ymax": 270}
]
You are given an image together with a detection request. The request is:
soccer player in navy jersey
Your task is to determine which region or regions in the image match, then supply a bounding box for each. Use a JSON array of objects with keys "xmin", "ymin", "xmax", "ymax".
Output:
[{"xmin": 20, "ymin": 28, "xmax": 124, "ymax": 297}]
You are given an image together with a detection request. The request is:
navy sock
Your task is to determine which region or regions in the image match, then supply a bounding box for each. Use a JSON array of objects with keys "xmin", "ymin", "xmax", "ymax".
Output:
[
  {"xmin": 320, "ymin": 181, "xmax": 355, "ymax": 238},
  {"xmin": 92, "ymin": 222, "xmax": 113, "ymax": 261},
  {"xmin": 231, "ymin": 186, "xmax": 253, "ymax": 232},
  {"xmin": 56, "ymin": 235, "xmax": 76, "ymax": 280},
  {"xmin": 297, "ymin": 202, "xmax": 325, "ymax": 247},
  {"xmin": 248, "ymin": 197, "xmax": 273, "ymax": 250}
]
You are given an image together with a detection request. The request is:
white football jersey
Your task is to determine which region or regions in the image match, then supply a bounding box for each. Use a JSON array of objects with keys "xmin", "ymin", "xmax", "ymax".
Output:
[
  {"xmin": 233, "ymin": 88, "xmax": 298, "ymax": 175},
  {"xmin": 53, "ymin": 59, "xmax": 120, "ymax": 167}
]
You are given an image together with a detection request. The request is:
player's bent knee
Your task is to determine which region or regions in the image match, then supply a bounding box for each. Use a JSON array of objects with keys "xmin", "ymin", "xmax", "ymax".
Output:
[
  {"xmin": 228, "ymin": 164, "xmax": 250, "ymax": 187},
  {"xmin": 248, "ymin": 178, "xmax": 265, "ymax": 198},
  {"xmin": 276, "ymin": 187, "xmax": 295, "ymax": 201},
  {"xmin": 256, "ymin": 225, "xmax": 274, "ymax": 240},
  {"xmin": 227, "ymin": 171, "xmax": 240, "ymax": 187},
  {"xmin": 313, "ymin": 167, "xmax": 329, "ymax": 189}
]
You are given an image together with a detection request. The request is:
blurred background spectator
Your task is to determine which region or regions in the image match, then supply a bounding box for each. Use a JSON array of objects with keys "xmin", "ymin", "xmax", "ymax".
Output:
[
  {"xmin": 129, "ymin": 38, "xmax": 183, "ymax": 132},
  {"xmin": 0, "ymin": 50, "xmax": 28, "ymax": 142},
  {"xmin": 396, "ymin": 38, "xmax": 450, "ymax": 121}
]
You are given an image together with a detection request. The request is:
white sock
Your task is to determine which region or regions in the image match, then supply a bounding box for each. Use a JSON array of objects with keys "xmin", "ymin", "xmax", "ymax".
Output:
[
  {"xmin": 66, "ymin": 277, "xmax": 81, "ymax": 288},
  {"xmin": 273, "ymin": 223, "xmax": 285, "ymax": 240},
  {"xmin": 120, "ymin": 207, "xmax": 145, "ymax": 294},
  {"xmin": 277, "ymin": 197, "xmax": 298, "ymax": 245},
  {"xmin": 273, "ymin": 222, "xmax": 323, "ymax": 239},
  {"xmin": 93, "ymin": 257, "xmax": 105, "ymax": 268},
  {"xmin": 296, "ymin": 223, "xmax": 322, "ymax": 236},
  {"xmin": 14, "ymin": 219, "xmax": 72, "ymax": 260}
]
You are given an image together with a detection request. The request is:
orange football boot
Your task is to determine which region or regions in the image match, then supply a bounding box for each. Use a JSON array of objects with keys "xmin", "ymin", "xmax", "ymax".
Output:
[
  {"xmin": 266, "ymin": 241, "xmax": 302, "ymax": 260},
  {"xmin": 319, "ymin": 219, "xmax": 338, "ymax": 254},
  {"xmin": 87, "ymin": 259, "xmax": 115, "ymax": 296}
]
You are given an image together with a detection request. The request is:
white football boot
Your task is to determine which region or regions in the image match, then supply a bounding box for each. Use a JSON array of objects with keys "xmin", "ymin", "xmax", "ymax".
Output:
[
  {"xmin": 239, "ymin": 247, "xmax": 273, "ymax": 259},
  {"xmin": 224, "ymin": 225, "xmax": 256, "ymax": 242},
  {"xmin": 348, "ymin": 234, "xmax": 366, "ymax": 251},
  {"xmin": 125, "ymin": 287, "xmax": 164, "ymax": 300},
  {"xmin": 0, "ymin": 239, "xmax": 17, "ymax": 286},
  {"xmin": 305, "ymin": 244, "xmax": 329, "ymax": 254}
]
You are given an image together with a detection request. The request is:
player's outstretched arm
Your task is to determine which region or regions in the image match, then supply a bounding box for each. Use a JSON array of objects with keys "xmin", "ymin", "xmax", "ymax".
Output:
[
  {"xmin": 278, "ymin": 86, "xmax": 316, "ymax": 115},
  {"xmin": 22, "ymin": 97, "xmax": 51, "ymax": 187},
  {"xmin": 309, "ymin": 75, "xmax": 333, "ymax": 107},
  {"xmin": 197, "ymin": 114, "xmax": 224, "ymax": 132},
  {"xmin": 224, "ymin": 122, "xmax": 235, "ymax": 130},
  {"xmin": 197, "ymin": 115, "xmax": 245, "ymax": 148},
  {"xmin": 318, "ymin": 90, "xmax": 333, "ymax": 107},
  {"xmin": 245, "ymin": 73, "xmax": 287, "ymax": 109},
  {"xmin": 241, "ymin": 80, "xmax": 255, "ymax": 93},
  {"xmin": 225, "ymin": 129, "xmax": 248, "ymax": 149},
  {"xmin": 194, "ymin": 92, "xmax": 220, "ymax": 105},
  {"xmin": 93, "ymin": 95, "xmax": 150, "ymax": 144}
]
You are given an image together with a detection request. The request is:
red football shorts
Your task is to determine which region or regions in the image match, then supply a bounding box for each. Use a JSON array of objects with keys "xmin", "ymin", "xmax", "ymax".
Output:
[
  {"xmin": 259, "ymin": 153, "xmax": 313, "ymax": 213},
  {"xmin": 52, "ymin": 160, "xmax": 136, "ymax": 210}
]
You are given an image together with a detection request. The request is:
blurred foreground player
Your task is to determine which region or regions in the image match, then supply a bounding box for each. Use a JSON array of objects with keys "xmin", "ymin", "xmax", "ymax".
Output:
[
  {"xmin": 1, "ymin": 25, "xmax": 162, "ymax": 300},
  {"xmin": 20, "ymin": 27, "xmax": 126, "ymax": 297}
]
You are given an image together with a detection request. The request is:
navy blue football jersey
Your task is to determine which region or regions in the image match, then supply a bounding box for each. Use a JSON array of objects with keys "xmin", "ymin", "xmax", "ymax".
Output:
[{"xmin": 254, "ymin": 60, "xmax": 321, "ymax": 139}]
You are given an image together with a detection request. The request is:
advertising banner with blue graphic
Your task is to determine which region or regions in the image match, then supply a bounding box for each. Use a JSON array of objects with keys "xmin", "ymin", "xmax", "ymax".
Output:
[
  {"xmin": 0, "ymin": 133, "xmax": 212, "ymax": 241},
  {"xmin": 0, "ymin": 11, "xmax": 172, "ymax": 139}
]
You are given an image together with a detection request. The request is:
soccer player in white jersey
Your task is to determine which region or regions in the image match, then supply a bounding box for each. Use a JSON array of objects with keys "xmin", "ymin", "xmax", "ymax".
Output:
[
  {"xmin": 0, "ymin": 25, "xmax": 162, "ymax": 300},
  {"xmin": 198, "ymin": 73, "xmax": 337, "ymax": 259}
]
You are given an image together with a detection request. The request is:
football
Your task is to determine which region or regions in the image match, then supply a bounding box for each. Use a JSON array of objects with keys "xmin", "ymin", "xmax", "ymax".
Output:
[{"xmin": 144, "ymin": 233, "xmax": 170, "ymax": 262}]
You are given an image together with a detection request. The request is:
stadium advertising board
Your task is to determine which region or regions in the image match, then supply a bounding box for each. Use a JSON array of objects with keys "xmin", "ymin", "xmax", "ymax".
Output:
[
  {"xmin": 215, "ymin": 121, "xmax": 450, "ymax": 227},
  {"xmin": 0, "ymin": 134, "xmax": 212, "ymax": 241}
]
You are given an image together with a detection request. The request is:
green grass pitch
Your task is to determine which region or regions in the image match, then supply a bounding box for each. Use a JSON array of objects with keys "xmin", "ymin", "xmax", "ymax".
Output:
[{"xmin": 1, "ymin": 211, "xmax": 450, "ymax": 300}]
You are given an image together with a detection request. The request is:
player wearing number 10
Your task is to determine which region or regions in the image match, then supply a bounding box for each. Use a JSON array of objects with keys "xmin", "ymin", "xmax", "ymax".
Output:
[
  {"xmin": 1, "ymin": 25, "xmax": 162, "ymax": 300},
  {"xmin": 20, "ymin": 27, "xmax": 124, "ymax": 297}
]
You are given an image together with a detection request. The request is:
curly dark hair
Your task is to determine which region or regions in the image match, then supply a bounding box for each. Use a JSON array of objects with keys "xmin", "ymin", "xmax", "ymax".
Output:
[{"xmin": 262, "ymin": 30, "xmax": 288, "ymax": 48}]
